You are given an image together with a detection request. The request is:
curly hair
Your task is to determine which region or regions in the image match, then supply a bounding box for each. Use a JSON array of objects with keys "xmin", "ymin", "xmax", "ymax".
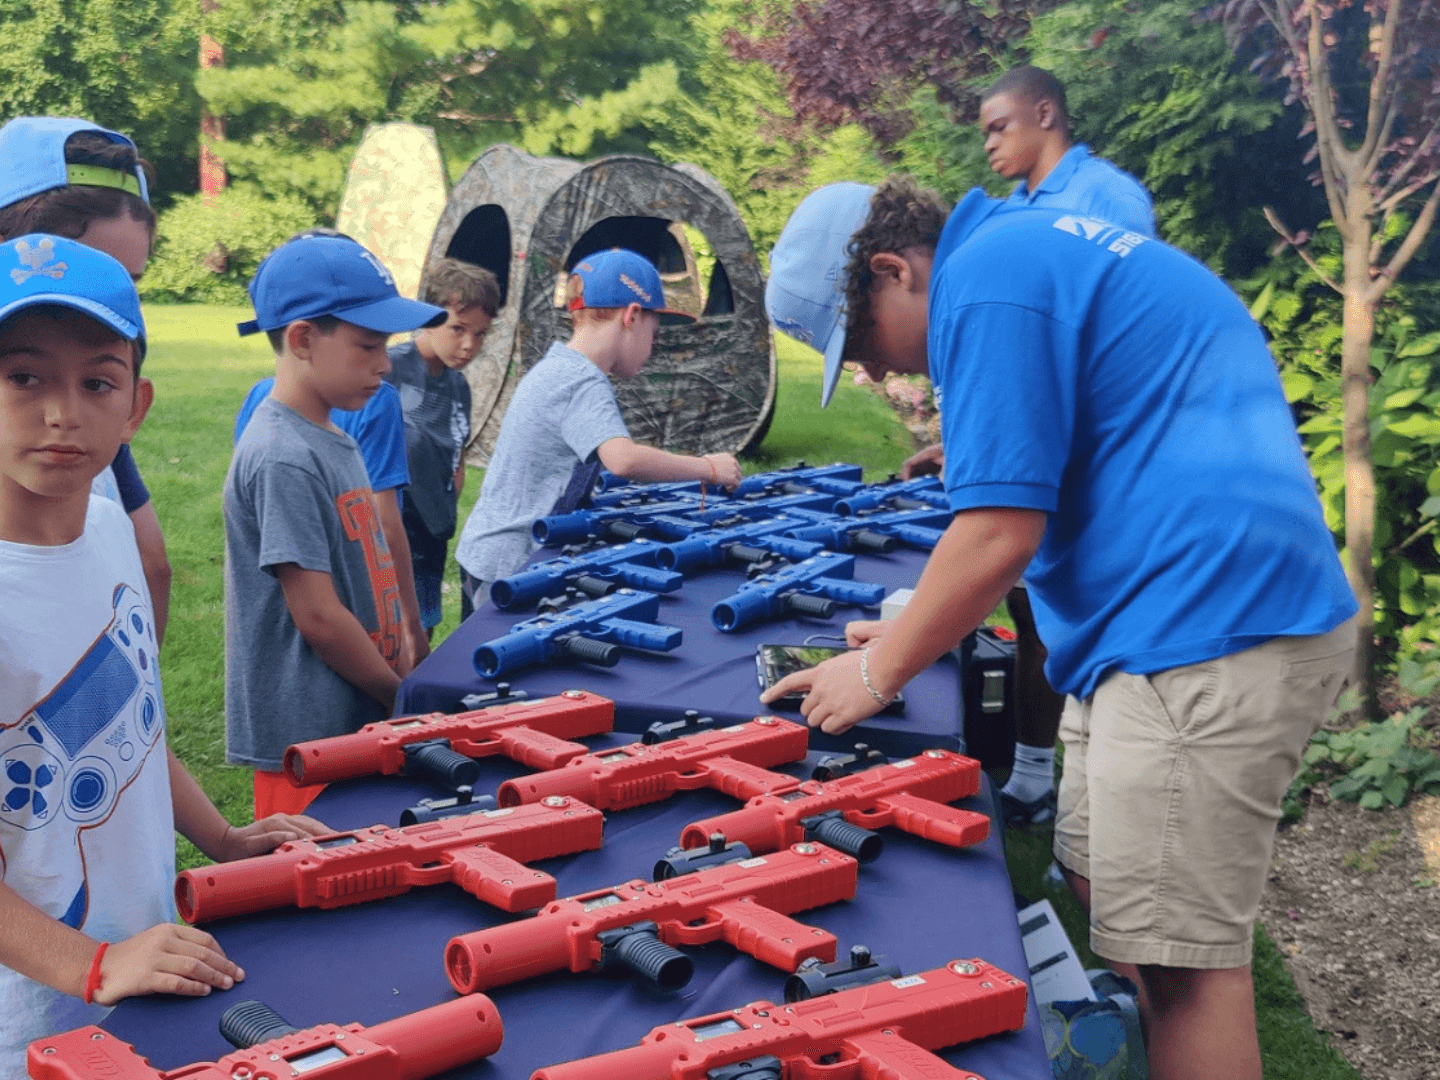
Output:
[
  {"xmin": 840, "ymin": 177, "xmax": 949, "ymax": 363},
  {"xmin": 0, "ymin": 130, "xmax": 156, "ymax": 241}
]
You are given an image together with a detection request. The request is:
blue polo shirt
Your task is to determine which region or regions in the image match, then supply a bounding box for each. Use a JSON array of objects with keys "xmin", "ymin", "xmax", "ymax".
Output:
[
  {"xmin": 930, "ymin": 190, "xmax": 1355, "ymax": 698},
  {"xmin": 1006, "ymin": 144, "xmax": 1155, "ymax": 238},
  {"xmin": 234, "ymin": 378, "xmax": 410, "ymax": 493}
]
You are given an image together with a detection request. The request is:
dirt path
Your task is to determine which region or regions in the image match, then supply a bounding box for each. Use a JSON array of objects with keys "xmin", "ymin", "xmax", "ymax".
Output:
[{"xmin": 1259, "ymin": 790, "xmax": 1440, "ymax": 1080}]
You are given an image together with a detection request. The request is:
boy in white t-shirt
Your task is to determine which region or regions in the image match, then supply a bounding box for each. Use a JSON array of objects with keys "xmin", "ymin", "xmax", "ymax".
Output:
[{"xmin": 0, "ymin": 234, "xmax": 327, "ymax": 1072}]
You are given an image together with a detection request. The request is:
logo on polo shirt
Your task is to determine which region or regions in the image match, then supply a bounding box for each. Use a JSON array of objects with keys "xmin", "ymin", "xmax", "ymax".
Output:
[
  {"xmin": 1053, "ymin": 216, "xmax": 1148, "ymax": 259},
  {"xmin": 10, "ymin": 238, "xmax": 66, "ymax": 285}
]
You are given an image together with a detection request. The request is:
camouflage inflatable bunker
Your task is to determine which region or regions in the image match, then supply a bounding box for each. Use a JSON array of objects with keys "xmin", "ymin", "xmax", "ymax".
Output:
[
  {"xmin": 424, "ymin": 145, "xmax": 775, "ymax": 462},
  {"xmin": 336, "ymin": 123, "xmax": 449, "ymax": 301}
]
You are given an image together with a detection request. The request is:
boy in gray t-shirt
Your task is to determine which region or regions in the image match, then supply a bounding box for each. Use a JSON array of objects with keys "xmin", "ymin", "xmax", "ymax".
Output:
[
  {"xmin": 224, "ymin": 235, "xmax": 445, "ymax": 819},
  {"xmin": 455, "ymin": 249, "xmax": 742, "ymax": 618}
]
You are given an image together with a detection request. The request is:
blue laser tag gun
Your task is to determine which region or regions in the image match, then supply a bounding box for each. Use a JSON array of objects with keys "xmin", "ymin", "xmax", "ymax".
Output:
[
  {"xmin": 781, "ymin": 505, "xmax": 954, "ymax": 553},
  {"xmin": 531, "ymin": 499, "xmax": 723, "ymax": 547},
  {"xmin": 489, "ymin": 538, "xmax": 682, "ymax": 611},
  {"xmin": 587, "ymin": 477, "xmax": 734, "ymax": 508},
  {"xmin": 730, "ymin": 461, "xmax": 866, "ymax": 498},
  {"xmin": 2, "ymin": 584, "xmax": 164, "ymax": 930},
  {"xmin": 711, "ymin": 552, "xmax": 885, "ymax": 632},
  {"xmin": 834, "ymin": 474, "xmax": 951, "ymax": 515},
  {"xmin": 474, "ymin": 588, "xmax": 683, "ymax": 678},
  {"xmin": 651, "ymin": 515, "xmax": 828, "ymax": 574}
]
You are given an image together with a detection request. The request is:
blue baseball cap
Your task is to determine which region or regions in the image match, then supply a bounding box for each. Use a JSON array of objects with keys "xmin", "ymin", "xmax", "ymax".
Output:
[
  {"xmin": 238, "ymin": 235, "xmax": 446, "ymax": 337},
  {"xmin": 0, "ymin": 117, "xmax": 150, "ymax": 209},
  {"xmin": 568, "ymin": 248, "xmax": 695, "ymax": 326},
  {"xmin": 765, "ymin": 182, "xmax": 875, "ymax": 407},
  {"xmin": 0, "ymin": 234, "xmax": 146, "ymax": 358}
]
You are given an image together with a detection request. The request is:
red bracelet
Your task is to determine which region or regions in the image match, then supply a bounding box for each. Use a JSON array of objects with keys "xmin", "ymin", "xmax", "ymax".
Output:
[{"xmin": 83, "ymin": 941, "xmax": 108, "ymax": 1005}]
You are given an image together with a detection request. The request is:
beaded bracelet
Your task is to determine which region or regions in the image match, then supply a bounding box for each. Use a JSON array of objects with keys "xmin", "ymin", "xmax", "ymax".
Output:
[
  {"xmin": 859, "ymin": 647, "xmax": 893, "ymax": 707},
  {"xmin": 83, "ymin": 941, "xmax": 108, "ymax": 1006}
]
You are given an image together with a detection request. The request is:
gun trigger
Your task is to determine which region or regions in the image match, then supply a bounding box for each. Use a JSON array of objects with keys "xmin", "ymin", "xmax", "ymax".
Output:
[{"xmin": 665, "ymin": 913, "xmax": 724, "ymax": 946}]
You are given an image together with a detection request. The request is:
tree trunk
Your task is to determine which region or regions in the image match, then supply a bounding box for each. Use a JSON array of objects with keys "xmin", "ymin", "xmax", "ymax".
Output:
[{"xmin": 1339, "ymin": 205, "xmax": 1377, "ymax": 717}]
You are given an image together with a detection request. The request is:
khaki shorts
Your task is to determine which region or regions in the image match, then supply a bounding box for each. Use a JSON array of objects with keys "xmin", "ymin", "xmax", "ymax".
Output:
[{"xmin": 1053, "ymin": 618, "xmax": 1355, "ymax": 969}]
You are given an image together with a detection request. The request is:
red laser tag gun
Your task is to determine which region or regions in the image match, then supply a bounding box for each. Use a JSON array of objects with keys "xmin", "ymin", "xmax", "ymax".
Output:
[
  {"xmin": 175, "ymin": 796, "xmax": 604, "ymax": 923},
  {"xmin": 496, "ymin": 715, "xmax": 808, "ymax": 811},
  {"xmin": 445, "ymin": 840, "xmax": 857, "ymax": 994},
  {"xmin": 28, "ymin": 994, "xmax": 504, "ymax": 1080},
  {"xmin": 282, "ymin": 689, "xmax": 614, "ymax": 790},
  {"xmin": 528, "ymin": 957, "xmax": 1028, "ymax": 1080},
  {"xmin": 680, "ymin": 748, "xmax": 991, "ymax": 863}
]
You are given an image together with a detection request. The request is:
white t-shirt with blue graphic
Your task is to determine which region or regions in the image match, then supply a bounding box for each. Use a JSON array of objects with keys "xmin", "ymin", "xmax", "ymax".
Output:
[{"xmin": 0, "ymin": 495, "xmax": 175, "ymax": 1074}]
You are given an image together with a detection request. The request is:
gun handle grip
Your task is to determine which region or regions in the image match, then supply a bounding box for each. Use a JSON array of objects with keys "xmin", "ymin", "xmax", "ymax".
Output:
[
  {"xmin": 849, "ymin": 795, "xmax": 991, "ymax": 850},
  {"xmin": 682, "ymin": 898, "xmax": 835, "ymax": 971},
  {"xmin": 704, "ymin": 757, "xmax": 799, "ymax": 801},
  {"xmin": 495, "ymin": 727, "xmax": 592, "ymax": 770},
  {"xmin": 821, "ymin": 1031, "xmax": 987, "ymax": 1080},
  {"xmin": 446, "ymin": 845, "xmax": 557, "ymax": 911}
]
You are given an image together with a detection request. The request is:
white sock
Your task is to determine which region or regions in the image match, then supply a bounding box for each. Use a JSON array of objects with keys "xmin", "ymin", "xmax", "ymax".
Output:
[{"xmin": 1001, "ymin": 743, "xmax": 1055, "ymax": 803}]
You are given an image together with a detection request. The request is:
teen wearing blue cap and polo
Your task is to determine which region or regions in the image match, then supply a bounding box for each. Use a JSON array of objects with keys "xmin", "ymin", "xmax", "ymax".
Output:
[
  {"xmin": 454, "ymin": 248, "xmax": 742, "ymax": 618},
  {"xmin": 224, "ymin": 235, "xmax": 447, "ymax": 821},
  {"xmin": 761, "ymin": 178, "xmax": 1356, "ymax": 1080}
]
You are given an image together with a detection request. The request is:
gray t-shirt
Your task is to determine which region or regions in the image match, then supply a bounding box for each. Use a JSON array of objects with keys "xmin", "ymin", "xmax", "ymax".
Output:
[
  {"xmin": 455, "ymin": 341, "xmax": 629, "ymax": 582},
  {"xmin": 387, "ymin": 341, "xmax": 472, "ymax": 539},
  {"xmin": 224, "ymin": 397, "xmax": 403, "ymax": 770}
]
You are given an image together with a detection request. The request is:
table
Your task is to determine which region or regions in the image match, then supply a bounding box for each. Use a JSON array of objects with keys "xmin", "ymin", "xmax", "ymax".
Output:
[
  {"xmin": 103, "ymin": 743, "xmax": 1050, "ymax": 1079},
  {"xmin": 398, "ymin": 547, "xmax": 967, "ymax": 759}
]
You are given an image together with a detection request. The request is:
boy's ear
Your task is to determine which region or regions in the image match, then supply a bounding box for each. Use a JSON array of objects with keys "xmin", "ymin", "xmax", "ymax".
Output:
[
  {"xmin": 285, "ymin": 320, "xmax": 314, "ymax": 360},
  {"xmin": 1035, "ymin": 98, "xmax": 1056, "ymax": 131},
  {"xmin": 620, "ymin": 302, "xmax": 645, "ymax": 329},
  {"xmin": 868, "ymin": 252, "xmax": 916, "ymax": 291},
  {"xmin": 123, "ymin": 376, "xmax": 154, "ymax": 443}
]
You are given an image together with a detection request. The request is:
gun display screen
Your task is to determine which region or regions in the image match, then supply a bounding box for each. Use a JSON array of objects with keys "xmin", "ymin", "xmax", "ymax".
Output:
[
  {"xmin": 597, "ymin": 752, "xmax": 630, "ymax": 764},
  {"xmin": 581, "ymin": 893, "xmax": 625, "ymax": 912},
  {"xmin": 315, "ymin": 836, "xmax": 360, "ymax": 850},
  {"xmin": 287, "ymin": 1046, "xmax": 349, "ymax": 1073},
  {"xmin": 388, "ymin": 720, "xmax": 426, "ymax": 732},
  {"xmin": 690, "ymin": 1019, "xmax": 747, "ymax": 1042}
]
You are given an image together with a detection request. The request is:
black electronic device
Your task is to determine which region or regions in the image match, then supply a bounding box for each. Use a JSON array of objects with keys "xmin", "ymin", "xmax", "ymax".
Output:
[{"xmin": 755, "ymin": 644, "xmax": 905, "ymax": 715}]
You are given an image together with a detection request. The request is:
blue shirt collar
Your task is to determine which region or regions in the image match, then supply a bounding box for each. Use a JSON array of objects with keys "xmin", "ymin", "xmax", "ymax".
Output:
[
  {"xmin": 1012, "ymin": 143, "xmax": 1093, "ymax": 202},
  {"xmin": 932, "ymin": 188, "xmax": 1006, "ymax": 296}
]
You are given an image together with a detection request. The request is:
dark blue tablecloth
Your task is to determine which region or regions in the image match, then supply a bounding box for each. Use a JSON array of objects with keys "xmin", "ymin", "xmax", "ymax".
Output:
[
  {"xmin": 103, "ymin": 741, "xmax": 1049, "ymax": 1079},
  {"xmin": 397, "ymin": 547, "xmax": 966, "ymax": 759}
]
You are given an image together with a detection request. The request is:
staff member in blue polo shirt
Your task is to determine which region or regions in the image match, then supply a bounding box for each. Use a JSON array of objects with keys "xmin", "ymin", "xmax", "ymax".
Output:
[
  {"xmin": 904, "ymin": 66, "xmax": 1157, "ymax": 828},
  {"xmin": 761, "ymin": 178, "xmax": 1357, "ymax": 1080},
  {"xmin": 982, "ymin": 64, "xmax": 1154, "ymax": 235}
]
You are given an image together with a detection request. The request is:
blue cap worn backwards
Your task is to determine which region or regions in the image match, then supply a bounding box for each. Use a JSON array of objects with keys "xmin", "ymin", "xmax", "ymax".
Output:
[
  {"xmin": 765, "ymin": 182, "xmax": 876, "ymax": 408},
  {"xmin": 0, "ymin": 117, "xmax": 150, "ymax": 208},
  {"xmin": 568, "ymin": 248, "xmax": 695, "ymax": 326},
  {"xmin": 0, "ymin": 234, "xmax": 146, "ymax": 358},
  {"xmin": 238, "ymin": 235, "xmax": 447, "ymax": 337}
]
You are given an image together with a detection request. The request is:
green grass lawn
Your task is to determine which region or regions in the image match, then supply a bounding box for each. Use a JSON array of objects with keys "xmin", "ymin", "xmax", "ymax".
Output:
[{"xmin": 134, "ymin": 306, "xmax": 1348, "ymax": 1079}]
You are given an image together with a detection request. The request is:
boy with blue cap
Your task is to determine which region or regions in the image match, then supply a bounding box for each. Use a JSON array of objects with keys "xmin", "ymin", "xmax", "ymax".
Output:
[
  {"xmin": 454, "ymin": 248, "xmax": 741, "ymax": 616},
  {"xmin": 0, "ymin": 236, "xmax": 326, "ymax": 1071},
  {"xmin": 0, "ymin": 115, "xmax": 172, "ymax": 644},
  {"xmin": 760, "ymin": 178, "xmax": 1357, "ymax": 1080},
  {"xmin": 225, "ymin": 236, "xmax": 446, "ymax": 818}
]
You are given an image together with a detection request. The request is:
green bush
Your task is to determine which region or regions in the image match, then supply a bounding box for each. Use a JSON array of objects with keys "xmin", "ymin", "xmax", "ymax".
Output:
[{"xmin": 139, "ymin": 184, "xmax": 318, "ymax": 305}]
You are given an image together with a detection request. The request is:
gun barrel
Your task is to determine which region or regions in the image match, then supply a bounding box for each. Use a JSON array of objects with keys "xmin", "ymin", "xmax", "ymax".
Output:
[
  {"xmin": 176, "ymin": 845, "xmax": 306, "ymax": 923},
  {"xmin": 366, "ymin": 996, "xmax": 505, "ymax": 1080},
  {"xmin": 283, "ymin": 728, "xmax": 385, "ymax": 785},
  {"xmin": 447, "ymin": 916, "xmax": 575, "ymax": 993},
  {"xmin": 474, "ymin": 630, "xmax": 545, "ymax": 678}
]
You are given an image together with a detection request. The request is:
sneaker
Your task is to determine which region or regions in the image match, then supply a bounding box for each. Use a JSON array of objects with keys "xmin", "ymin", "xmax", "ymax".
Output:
[{"xmin": 1000, "ymin": 787, "xmax": 1056, "ymax": 828}]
